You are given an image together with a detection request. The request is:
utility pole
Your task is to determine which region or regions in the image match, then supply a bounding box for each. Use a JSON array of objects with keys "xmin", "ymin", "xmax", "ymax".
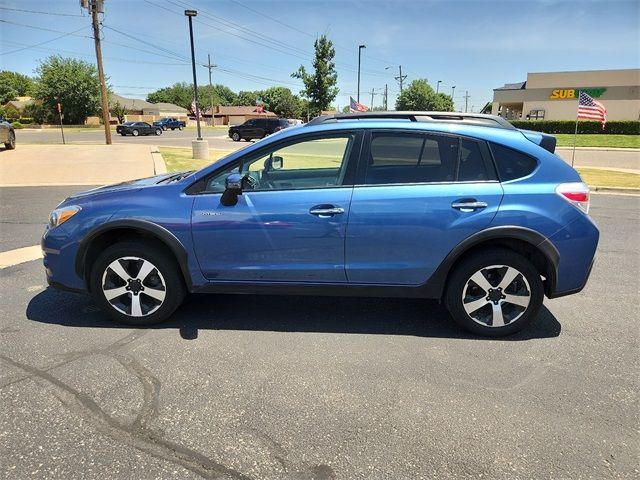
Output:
[
  {"xmin": 395, "ymin": 65, "xmax": 407, "ymax": 93},
  {"xmin": 463, "ymin": 90, "xmax": 470, "ymax": 113},
  {"xmin": 88, "ymin": 0, "xmax": 111, "ymax": 144},
  {"xmin": 370, "ymin": 88, "xmax": 376, "ymax": 110},
  {"xmin": 204, "ymin": 53, "xmax": 216, "ymax": 124},
  {"xmin": 384, "ymin": 83, "xmax": 388, "ymax": 110}
]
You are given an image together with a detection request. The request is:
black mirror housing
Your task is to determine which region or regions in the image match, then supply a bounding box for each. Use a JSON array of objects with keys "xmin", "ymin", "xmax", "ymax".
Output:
[{"xmin": 221, "ymin": 173, "xmax": 243, "ymax": 206}]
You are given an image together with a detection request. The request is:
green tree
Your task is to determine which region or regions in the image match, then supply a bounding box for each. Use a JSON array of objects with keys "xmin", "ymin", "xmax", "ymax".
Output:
[
  {"xmin": 147, "ymin": 82, "xmax": 193, "ymax": 109},
  {"xmin": 234, "ymin": 90, "xmax": 261, "ymax": 106},
  {"xmin": 341, "ymin": 105, "xmax": 351, "ymax": 113},
  {"xmin": 395, "ymin": 79, "xmax": 454, "ymax": 112},
  {"xmin": 34, "ymin": 56, "xmax": 101, "ymax": 124},
  {"xmin": 292, "ymin": 35, "xmax": 339, "ymax": 117},
  {"xmin": 22, "ymin": 101, "xmax": 49, "ymax": 124},
  {"xmin": 0, "ymin": 71, "xmax": 35, "ymax": 104},
  {"xmin": 110, "ymin": 101, "xmax": 128, "ymax": 123},
  {"xmin": 260, "ymin": 87, "xmax": 304, "ymax": 118}
]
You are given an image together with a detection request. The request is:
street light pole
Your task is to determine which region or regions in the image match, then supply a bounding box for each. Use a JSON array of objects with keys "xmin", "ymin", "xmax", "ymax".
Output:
[
  {"xmin": 184, "ymin": 9, "xmax": 208, "ymax": 159},
  {"xmin": 185, "ymin": 10, "xmax": 201, "ymax": 140},
  {"xmin": 436, "ymin": 80, "xmax": 442, "ymax": 94},
  {"xmin": 357, "ymin": 44, "xmax": 366, "ymax": 103}
]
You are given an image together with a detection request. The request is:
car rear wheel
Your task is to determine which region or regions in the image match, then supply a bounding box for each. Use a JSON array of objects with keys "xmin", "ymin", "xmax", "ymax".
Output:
[
  {"xmin": 90, "ymin": 242, "xmax": 185, "ymax": 325},
  {"xmin": 445, "ymin": 249, "xmax": 543, "ymax": 337},
  {"xmin": 155, "ymin": 128, "xmax": 162, "ymax": 136},
  {"xmin": 132, "ymin": 129, "xmax": 139, "ymax": 136},
  {"xmin": 178, "ymin": 125, "xmax": 183, "ymax": 131},
  {"xmin": 162, "ymin": 125, "xmax": 167, "ymax": 130},
  {"xmin": 4, "ymin": 131, "xmax": 15, "ymax": 150},
  {"xmin": 231, "ymin": 132, "xmax": 241, "ymax": 141}
]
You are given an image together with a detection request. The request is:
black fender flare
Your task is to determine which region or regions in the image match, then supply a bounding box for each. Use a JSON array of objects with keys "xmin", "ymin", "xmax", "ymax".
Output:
[
  {"xmin": 75, "ymin": 219, "xmax": 192, "ymax": 290},
  {"xmin": 425, "ymin": 226, "xmax": 559, "ymax": 298}
]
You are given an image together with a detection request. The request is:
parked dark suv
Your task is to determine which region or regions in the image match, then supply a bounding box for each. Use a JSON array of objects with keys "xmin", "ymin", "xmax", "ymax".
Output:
[{"xmin": 229, "ymin": 117, "xmax": 289, "ymax": 141}]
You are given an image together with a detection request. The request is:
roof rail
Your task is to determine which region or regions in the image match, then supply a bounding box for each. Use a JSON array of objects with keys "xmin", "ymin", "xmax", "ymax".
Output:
[{"xmin": 305, "ymin": 111, "xmax": 516, "ymax": 130}]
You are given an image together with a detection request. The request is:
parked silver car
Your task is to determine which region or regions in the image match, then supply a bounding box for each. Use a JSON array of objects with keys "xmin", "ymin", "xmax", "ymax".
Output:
[{"xmin": 0, "ymin": 116, "xmax": 16, "ymax": 150}]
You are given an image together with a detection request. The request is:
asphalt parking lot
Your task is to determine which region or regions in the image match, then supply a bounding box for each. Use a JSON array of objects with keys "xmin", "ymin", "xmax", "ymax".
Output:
[{"xmin": 0, "ymin": 188, "xmax": 638, "ymax": 479}]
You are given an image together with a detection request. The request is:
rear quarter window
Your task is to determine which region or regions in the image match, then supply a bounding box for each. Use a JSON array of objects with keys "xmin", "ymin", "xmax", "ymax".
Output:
[{"xmin": 489, "ymin": 142, "xmax": 538, "ymax": 181}]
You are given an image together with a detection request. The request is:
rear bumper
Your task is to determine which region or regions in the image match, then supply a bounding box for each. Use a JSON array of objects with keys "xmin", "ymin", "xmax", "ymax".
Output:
[{"xmin": 545, "ymin": 214, "xmax": 599, "ymax": 298}]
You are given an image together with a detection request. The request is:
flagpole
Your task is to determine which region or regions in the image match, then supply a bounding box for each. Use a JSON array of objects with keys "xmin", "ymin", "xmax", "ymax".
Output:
[{"xmin": 571, "ymin": 90, "xmax": 580, "ymax": 167}]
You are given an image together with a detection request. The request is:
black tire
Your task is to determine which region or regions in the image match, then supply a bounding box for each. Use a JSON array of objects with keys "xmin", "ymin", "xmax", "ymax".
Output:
[
  {"xmin": 244, "ymin": 137, "xmax": 252, "ymax": 142},
  {"xmin": 178, "ymin": 125, "xmax": 183, "ymax": 131},
  {"xmin": 90, "ymin": 242, "xmax": 186, "ymax": 326},
  {"xmin": 155, "ymin": 128, "xmax": 162, "ymax": 136},
  {"xmin": 132, "ymin": 129, "xmax": 139, "ymax": 136},
  {"xmin": 120, "ymin": 132, "xmax": 127, "ymax": 136},
  {"xmin": 4, "ymin": 131, "xmax": 16, "ymax": 150},
  {"xmin": 444, "ymin": 248, "xmax": 544, "ymax": 337},
  {"xmin": 162, "ymin": 125, "xmax": 167, "ymax": 130},
  {"xmin": 231, "ymin": 132, "xmax": 241, "ymax": 141},
  {"xmin": 170, "ymin": 127, "xmax": 175, "ymax": 130}
]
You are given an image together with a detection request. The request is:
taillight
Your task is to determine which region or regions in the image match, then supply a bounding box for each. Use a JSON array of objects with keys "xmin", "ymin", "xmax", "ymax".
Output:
[{"xmin": 556, "ymin": 182, "xmax": 590, "ymax": 214}]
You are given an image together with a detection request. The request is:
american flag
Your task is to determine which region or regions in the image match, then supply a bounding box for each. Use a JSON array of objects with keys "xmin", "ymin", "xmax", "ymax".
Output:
[
  {"xmin": 577, "ymin": 91, "xmax": 606, "ymax": 128},
  {"xmin": 191, "ymin": 99, "xmax": 202, "ymax": 119},
  {"xmin": 349, "ymin": 96, "xmax": 369, "ymax": 113}
]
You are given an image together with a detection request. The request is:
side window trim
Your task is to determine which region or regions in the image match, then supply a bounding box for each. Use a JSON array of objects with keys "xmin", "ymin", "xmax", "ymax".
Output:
[
  {"xmin": 355, "ymin": 129, "xmax": 499, "ymax": 186},
  {"xmin": 186, "ymin": 130, "xmax": 363, "ymax": 195}
]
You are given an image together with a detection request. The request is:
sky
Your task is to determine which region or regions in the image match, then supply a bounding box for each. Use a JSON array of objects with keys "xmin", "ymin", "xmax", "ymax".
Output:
[{"xmin": 0, "ymin": 0, "xmax": 639, "ymax": 112}]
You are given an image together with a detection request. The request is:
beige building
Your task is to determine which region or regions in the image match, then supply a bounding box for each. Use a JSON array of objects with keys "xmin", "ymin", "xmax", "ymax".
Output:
[{"xmin": 492, "ymin": 69, "xmax": 640, "ymax": 120}]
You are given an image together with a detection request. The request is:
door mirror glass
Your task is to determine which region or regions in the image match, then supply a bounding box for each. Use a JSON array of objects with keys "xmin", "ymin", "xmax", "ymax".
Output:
[
  {"xmin": 271, "ymin": 155, "xmax": 283, "ymax": 170},
  {"xmin": 221, "ymin": 173, "xmax": 243, "ymax": 206}
]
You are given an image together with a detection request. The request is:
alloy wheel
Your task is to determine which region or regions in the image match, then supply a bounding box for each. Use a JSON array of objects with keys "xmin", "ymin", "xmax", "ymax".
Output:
[
  {"xmin": 101, "ymin": 256, "xmax": 167, "ymax": 317},
  {"xmin": 461, "ymin": 264, "xmax": 531, "ymax": 328}
]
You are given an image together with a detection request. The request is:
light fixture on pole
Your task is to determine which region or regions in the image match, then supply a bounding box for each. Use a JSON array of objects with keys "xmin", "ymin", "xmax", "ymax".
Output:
[
  {"xmin": 357, "ymin": 44, "xmax": 366, "ymax": 103},
  {"xmin": 436, "ymin": 80, "xmax": 442, "ymax": 94},
  {"xmin": 184, "ymin": 9, "xmax": 208, "ymax": 159}
]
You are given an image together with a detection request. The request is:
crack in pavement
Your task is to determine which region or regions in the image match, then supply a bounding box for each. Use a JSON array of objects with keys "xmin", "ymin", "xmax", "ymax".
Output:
[{"xmin": 0, "ymin": 353, "xmax": 252, "ymax": 480}]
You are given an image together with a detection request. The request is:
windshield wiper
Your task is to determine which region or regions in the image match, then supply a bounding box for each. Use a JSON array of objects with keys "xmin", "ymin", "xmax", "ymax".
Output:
[{"xmin": 158, "ymin": 171, "xmax": 195, "ymax": 184}]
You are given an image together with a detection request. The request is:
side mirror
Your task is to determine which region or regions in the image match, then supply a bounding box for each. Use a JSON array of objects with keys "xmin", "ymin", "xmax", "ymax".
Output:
[
  {"xmin": 272, "ymin": 155, "xmax": 284, "ymax": 169},
  {"xmin": 221, "ymin": 173, "xmax": 242, "ymax": 206}
]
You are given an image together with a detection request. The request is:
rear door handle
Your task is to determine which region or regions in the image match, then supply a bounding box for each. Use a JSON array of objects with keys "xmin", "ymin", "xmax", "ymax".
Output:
[
  {"xmin": 451, "ymin": 200, "xmax": 488, "ymax": 212},
  {"xmin": 309, "ymin": 205, "xmax": 345, "ymax": 217}
]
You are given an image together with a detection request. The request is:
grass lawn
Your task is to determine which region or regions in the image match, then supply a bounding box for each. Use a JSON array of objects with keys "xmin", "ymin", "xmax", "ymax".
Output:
[
  {"xmin": 576, "ymin": 168, "xmax": 640, "ymax": 189},
  {"xmin": 554, "ymin": 134, "xmax": 639, "ymax": 148},
  {"xmin": 160, "ymin": 146, "xmax": 236, "ymax": 172}
]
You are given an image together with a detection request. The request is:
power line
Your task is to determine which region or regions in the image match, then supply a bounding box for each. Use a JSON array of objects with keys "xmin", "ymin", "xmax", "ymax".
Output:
[
  {"xmin": 0, "ymin": 26, "xmax": 89, "ymax": 56},
  {"xmin": 0, "ymin": 19, "xmax": 92, "ymax": 38},
  {"xmin": 0, "ymin": 6, "xmax": 85, "ymax": 17}
]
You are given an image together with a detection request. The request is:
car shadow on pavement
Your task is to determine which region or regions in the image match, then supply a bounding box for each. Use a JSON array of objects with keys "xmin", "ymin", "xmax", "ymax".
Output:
[{"xmin": 26, "ymin": 287, "xmax": 561, "ymax": 341}]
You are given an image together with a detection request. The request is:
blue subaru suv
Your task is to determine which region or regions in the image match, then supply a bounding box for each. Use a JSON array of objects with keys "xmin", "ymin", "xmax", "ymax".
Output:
[{"xmin": 42, "ymin": 112, "xmax": 598, "ymax": 336}]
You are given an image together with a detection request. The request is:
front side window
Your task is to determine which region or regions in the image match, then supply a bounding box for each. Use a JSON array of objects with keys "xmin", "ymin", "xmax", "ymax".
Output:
[{"xmin": 203, "ymin": 134, "xmax": 355, "ymax": 193}]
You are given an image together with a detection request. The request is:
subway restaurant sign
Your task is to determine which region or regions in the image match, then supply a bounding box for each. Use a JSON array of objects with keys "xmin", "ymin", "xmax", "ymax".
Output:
[{"xmin": 549, "ymin": 87, "xmax": 606, "ymax": 100}]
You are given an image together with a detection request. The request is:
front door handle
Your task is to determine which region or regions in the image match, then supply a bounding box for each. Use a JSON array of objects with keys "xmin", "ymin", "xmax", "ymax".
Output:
[
  {"xmin": 451, "ymin": 199, "xmax": 488, "ymax": 212},
  {"xmin": 309, "ymin": 205, "xmax": 345, "ymax": 217}
]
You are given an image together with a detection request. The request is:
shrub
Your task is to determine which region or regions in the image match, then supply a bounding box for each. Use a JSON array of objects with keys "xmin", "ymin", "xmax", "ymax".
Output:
[
  {"xmin": 510, "ymin": 120, "xmax": 640, "ymax": 135},
  {"xmin": 11, "ymin": 121, "xmax": 24, "ymax": 129},
  {"xmin": 19, "ymin": 117, "xmax": 33, "ymax": 125}
]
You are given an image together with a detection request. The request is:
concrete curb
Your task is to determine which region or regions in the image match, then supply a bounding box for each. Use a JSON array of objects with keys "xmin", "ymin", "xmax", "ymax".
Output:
[
  {"xmin": 557, "ymin": 147, "xmax": 640, "ymax": 152},
  {"xmin": 592, "ymin": 186, "xmax": 640, "ymax": 195},
  {"xmin": 151, "ymin": 146, "xmax": 167, "ymax": 175}
]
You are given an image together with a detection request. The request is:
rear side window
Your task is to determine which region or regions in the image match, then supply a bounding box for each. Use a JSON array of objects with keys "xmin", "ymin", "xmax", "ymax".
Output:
[
  {"xmin": 458, "ymin": 139, "xmax": 494, "ymax": 182},
  {"xmin": 365, "ymin": 133, "xmax": 458, "ymax": 184},
  {"xmin": 489, "ymin": 142, "xmax": 538, "ymax": 181}
]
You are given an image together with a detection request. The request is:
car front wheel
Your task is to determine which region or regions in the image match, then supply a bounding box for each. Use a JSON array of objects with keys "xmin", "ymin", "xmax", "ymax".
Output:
[
  {"xmin": 231, "ymin": 132, "xmax": 240, "ymax": 141},
  {"xmin": 132, "ymin": 129, "xmax": 139, "ymax": 136},
  {"xmin": 445, "ymin": 249, "xmax": 543, "ymax": 337},
  {"xmin": 90, "ymin": 242, "xmax": 185, "ymax": 325},
  {"xmin": 155, "ymin": 128, "xmax": 162, "ymax": 136},
  {"xmin": 4, "ymin": 131, "xmax": 16, "ymax": 150}
]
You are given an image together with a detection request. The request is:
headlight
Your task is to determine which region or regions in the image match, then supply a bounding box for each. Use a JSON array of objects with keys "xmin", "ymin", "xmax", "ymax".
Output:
[{"xmin": 49, "ymin": 205, "xmax": 81, "ymax": 228}]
